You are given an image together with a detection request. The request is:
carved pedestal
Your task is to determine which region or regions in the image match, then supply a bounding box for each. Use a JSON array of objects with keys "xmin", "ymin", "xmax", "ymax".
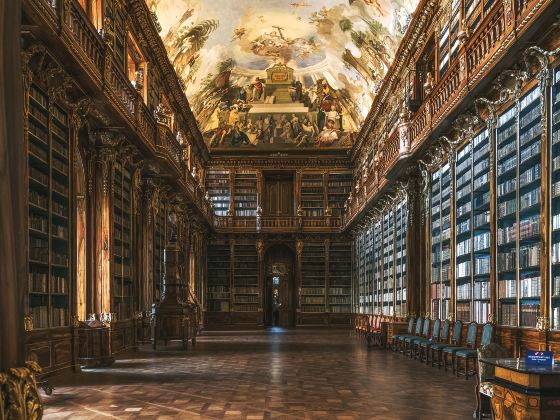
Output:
[
  {"xmin": 151, "ymin": 240, "xmax": 197, "ymax": 350},
  {"xmin": 77, "ymin": 320, "xmax": 115, "ymax": 368}
]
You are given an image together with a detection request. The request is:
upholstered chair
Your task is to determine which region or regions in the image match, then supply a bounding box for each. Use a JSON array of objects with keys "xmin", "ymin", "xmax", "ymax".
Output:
[
  {"xmin": 418, "ymin": 318, "xmax": 441, "ymax": 363},
  {"xmin": 456, "ymin": 323, "xmax": 494, "ymax": 379}
]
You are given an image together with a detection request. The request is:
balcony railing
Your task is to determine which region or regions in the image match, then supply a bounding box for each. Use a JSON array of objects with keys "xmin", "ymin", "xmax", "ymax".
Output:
[
  {"xmin": 30, "ymin": 0, "xmax": 212, "ymax": 224},
  {"xmin": 213, "ymin": 216, "xmax": 342, "ymax": 232}
]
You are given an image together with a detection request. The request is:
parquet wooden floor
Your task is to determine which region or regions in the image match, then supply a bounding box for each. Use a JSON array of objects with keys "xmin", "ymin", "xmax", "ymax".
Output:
[{"xmin": 43, "ymin": 329, "xmax": 475, "ymax": 419}]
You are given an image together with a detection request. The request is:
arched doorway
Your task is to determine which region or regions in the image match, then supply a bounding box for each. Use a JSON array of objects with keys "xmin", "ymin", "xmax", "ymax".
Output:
[{"xmin": 264, "ymin": 244, "xmax": 295, "ymax": 328}]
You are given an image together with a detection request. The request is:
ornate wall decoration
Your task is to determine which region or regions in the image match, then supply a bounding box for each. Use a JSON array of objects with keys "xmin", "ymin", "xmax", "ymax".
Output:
[{"xmin": 0, "ymin": 362, "xmax": 43, "ymax": 420}]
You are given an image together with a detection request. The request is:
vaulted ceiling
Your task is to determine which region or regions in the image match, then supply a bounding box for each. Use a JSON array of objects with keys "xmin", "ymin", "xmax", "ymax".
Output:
[{"xmin": 147, "ymin": 0, "xmax": 418, "ymax": 150}]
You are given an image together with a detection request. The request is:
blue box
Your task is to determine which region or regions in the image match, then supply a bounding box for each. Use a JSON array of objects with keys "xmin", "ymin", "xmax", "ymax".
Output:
[{"xmin": 525, "ymin": 350, "xmax": 554, "ymax": 366}]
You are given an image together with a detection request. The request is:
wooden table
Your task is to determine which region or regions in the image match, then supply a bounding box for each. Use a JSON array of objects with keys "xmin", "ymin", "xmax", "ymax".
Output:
[{"xmin": 480, "ymin": 358, "xmax": 560, "ymax": 420}]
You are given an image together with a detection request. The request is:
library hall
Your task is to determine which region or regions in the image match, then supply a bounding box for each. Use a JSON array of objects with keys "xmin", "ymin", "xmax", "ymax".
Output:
[{"xmin": 2, "ymin": 0, "xmax": 560, "ymax": 419}]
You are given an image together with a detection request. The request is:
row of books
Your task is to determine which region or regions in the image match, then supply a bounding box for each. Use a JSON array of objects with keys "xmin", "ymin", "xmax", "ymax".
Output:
[
  {"xmin": 208, "ymin": 301, "xmax": 230, "ymax": 312},
  {"xmin": 302, "ymin": 296, "xmax": 325, "ymax": 304},
  {"xmin": 519, "ymin": 275, "xmax": 541, "ymax": 298},
  {"xmin": 234, "ymin": 296, "xmax": 258, "ymax": 303}
]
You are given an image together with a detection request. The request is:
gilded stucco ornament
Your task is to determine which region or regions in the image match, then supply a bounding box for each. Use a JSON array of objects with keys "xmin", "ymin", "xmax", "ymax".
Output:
[
  {"xmin": 536, "ymin": 316, "xmax": 550, "ymax": 332},
  {"xmin": 0, "ymin": 362, "xmax": 43, "ymax": 420}
]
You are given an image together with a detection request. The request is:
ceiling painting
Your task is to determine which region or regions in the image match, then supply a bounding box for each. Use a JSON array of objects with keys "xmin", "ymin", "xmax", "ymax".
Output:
[{"xmin": 148, "ymin": 0, "xmax": 418, "ymax": 150}]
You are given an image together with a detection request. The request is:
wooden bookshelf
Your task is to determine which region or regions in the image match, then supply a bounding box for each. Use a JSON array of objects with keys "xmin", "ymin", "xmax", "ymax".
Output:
[
  {"xmin": 154, "ymin": 200, "xmax": 166, "ymax": 302},
  {"xmin": 552, "ymin": 65, "xmax": 560, "ymax": 331},
  {"xmin": 382, "ymin": 209, "xmax": 395, "ymax": 316},
  {"xmin": 300, "ymin": 242, "xmax": 326, "ymax": 313},
  {"xmin": 454, "ymin": 129, "xmax": 491, "ymax": 323},
  {"xmin": 372, "ymin": 220, "xmax": 382, "ymax": 314},
  {"xmin": 301, "ymin": 173, "xmax": 325, "ymax": 217},
  {"xmin": 233, "ymin": 242, "xmax": 259, "ymax": 312},
  {"xmin": 206, "ymin": 170, "xmax": 231, "ymax": 216},
  {"xmin": 207, "ymin": 241, "xmax": 231, "ymax": 312},
  {"xmin": 394, "ymin": 200, "xmax": 408, "ymax": 317},
  {"xmin": 328, "ymin": 242, "xmax": 352, "ymax": 313},
  {"xmin": 497, "ymin": 85, "xmax": 542, "ymax": 328},
  {"xmin": 430, "ymin": 163, "xmax": 451, "ymax": 320},
  {"xmin": 113, "ymin": 160, "xmax": 133, "ymax": 320},
  {"xmin": 27, "ymin": 82, "xmax": 71, "ymax": 329},
  {"xmin": 234, "ymin": 171, "xmax": 258, "ymax": 217},
  {"xmin": 327, "ymin": 172, "xmax": 352, "ymax": 217}
]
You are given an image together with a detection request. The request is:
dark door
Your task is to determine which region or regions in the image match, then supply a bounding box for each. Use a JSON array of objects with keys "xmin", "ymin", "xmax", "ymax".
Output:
[
  {"xmin": 264, "ymin": 245, "xmax": 295, "ymax": 328},
  {"xmin": 263, "ymin": 172, "xmax": 294, "ymax": 216}
]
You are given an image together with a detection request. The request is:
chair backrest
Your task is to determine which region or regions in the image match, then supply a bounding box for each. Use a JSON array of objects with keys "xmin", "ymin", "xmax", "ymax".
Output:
[
  {"xmin": 477, "ymin": 343, "xmax": 509, "ymax": 383},
  {"xmin": 422, "ymin": 317, "xmax": 430, "ymax": 337},
  {"xmin": 480, "ymin": 323, "xmax": 493, "ymax": 347},
  {"xmin": 466, "ymin": 322, "xmax": 478, "ymax": 347},
  {"xmin": 440, "ymin": 319, "xmax": 450, "ymax": 342},
  {"xmin": 431, "ymin": 319, "xmax": 441, "ymax": 340},
  {"xmin": 415, "ymin": 317, "xmax": 424, "ymax": 335},
  {"xmin": 407, "ymin": 317, "xmax": 415, "ymax": 334},
  {"xmin": 451, "ymin": 320, "xmax": 463, "ymax": 344}
]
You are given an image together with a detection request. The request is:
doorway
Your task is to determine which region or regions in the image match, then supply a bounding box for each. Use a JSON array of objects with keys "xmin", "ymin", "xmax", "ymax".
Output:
[{"xmin": 264, "ymin": 244, "xmax": 295, "ymax": 327}]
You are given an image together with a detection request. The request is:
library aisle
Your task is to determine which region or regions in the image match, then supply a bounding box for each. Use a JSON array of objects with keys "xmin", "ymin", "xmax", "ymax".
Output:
[{"xmin": 42, "ymin": 330, "xmax": 473, "ymax": 419}]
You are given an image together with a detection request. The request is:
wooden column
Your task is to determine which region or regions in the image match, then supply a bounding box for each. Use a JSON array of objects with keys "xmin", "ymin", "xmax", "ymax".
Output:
[
  {"xmin": 89, "ymin": 133, "xmax": 119, "ymax": 315},
  {"xmin": 406, "ymin": 175, "xmax": 423, "ymax": 318},
  {"xmin": 0, "ymin": 0, "xmax": 25, "ymax": 370},
  {"xmin": 325, "ymin": 237, "xmax": 330, "ymax": 314},
  {"xmin": 295, "ymin": 239, "xmax": 303, "ymax": 313},
  {"xmin": 487, "ymin": 112, "xmax": 498, "ymax": 324},
  {"xmin": 257, "ymin": 238, "xmax": 264, "ymax": 315},
  {"xmin": 539, "ymin": 63, "xmax": 552, "ymax": 331}
]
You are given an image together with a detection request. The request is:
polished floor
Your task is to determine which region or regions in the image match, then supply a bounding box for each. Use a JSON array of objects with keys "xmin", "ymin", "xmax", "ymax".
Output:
[{"xmin": 43, "ymin": 329, "xmax": 475, "ymax": 419}]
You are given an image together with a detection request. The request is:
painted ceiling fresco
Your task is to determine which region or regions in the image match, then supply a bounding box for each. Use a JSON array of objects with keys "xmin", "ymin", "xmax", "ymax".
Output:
[{"xmin": 148, "ymin": 0, "xmax": 418, "ymax": 150}]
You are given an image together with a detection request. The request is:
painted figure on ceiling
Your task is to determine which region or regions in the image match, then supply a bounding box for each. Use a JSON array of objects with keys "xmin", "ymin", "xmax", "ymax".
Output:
[{"xmin": 251, "ymin": 77, "xmax": 265, "ymax": 101}]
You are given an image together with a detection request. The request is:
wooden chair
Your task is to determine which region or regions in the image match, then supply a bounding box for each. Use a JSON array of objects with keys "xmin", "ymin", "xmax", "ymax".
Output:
[
  {"xmin": 391, "ymin": 316, "xmax": 415, "ymax": 352},
  {"xmin": 456, "ymin": 323, "xmax": 494, "ymax": 379},
  {"xmin": 443, "ymin": 321, "xmax": 477, "ymax": 373},
  {"xmin": 405, "ymin": 317, "xmax": 431, "ymax": 359},
  {"xmin": 426, "ymin": 319, "xmax": 451, "ymax": 366},
  {"xmin": 397, "ymin": 317, "xmax": 423, "ymax": 355},
  {"xmin": 368, "ymin": 315, "xmax": 385, "ymax": 347},
  {"xmin": 403, "ymin": 317, "xmax": 429, "ymax": 358},
  {"xmin": 417, "ymin": 318, "xmax": 441, "ymax": 363},
  {"xmin": 432, "ymin": 320, "xmax": 462, "ymax": 369}
]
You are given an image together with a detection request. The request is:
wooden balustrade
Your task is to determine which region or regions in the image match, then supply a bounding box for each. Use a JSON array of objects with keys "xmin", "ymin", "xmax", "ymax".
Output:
[
  {"xmin": 379, "ymin": 129, "xmax": 401, "ymax": 177},
  {"xmin": 213, "ymin": 216, "xmax": 342, "ymax": 232},
  {"xmin": 466, "ymin": 3, "xmax": 505, "ymax": 77},
  {"xmin": 137, "ymin": 103, "xmax": 156, "ymax": 146},
  {"xmin": 64, "ymin": 0, "xmax": 103, "ymax": 71},
  {"xmin": 110, "ymin": 65, "xmax": 137, "ymax": 117},
  {"xmin": 431, "ymin": 61, "xmax": 461, "ymax": 122}
]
